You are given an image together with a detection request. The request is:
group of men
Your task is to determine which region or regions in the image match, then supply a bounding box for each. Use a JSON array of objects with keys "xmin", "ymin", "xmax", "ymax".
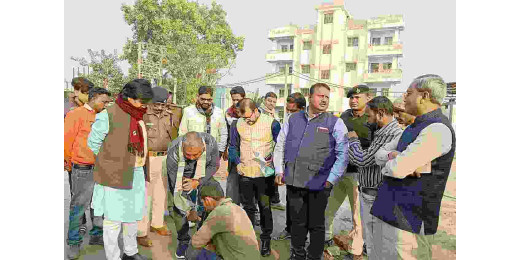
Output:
[{"xmin": 65, "ymin": 73, "xmax": 455, "ymax": 260}]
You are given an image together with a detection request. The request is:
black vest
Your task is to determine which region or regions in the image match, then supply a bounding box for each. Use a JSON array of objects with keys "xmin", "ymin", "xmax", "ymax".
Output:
[{"xmin": 370, "ymin": 109, "xmax": 456, "ymax": 235}]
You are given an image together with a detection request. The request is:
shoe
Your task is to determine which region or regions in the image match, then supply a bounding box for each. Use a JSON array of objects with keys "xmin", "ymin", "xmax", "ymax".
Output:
[
  {"xmin": 67, "ymin": 244, "xmax": 81, "ymax": 259},
  {"xmin": 175, "ymin": 243, "xmax": 189, "ymax": 259},
  {"xmin": 122, "ymin": 253, "xmax": 149, "ymax": 260},
  {"xmin": 260, "ymin": 239, "xmax": 271, "ymax": 257},
  {"xmin": 343, "ymin": 253, "xmax": 363, "ymax": 260},
  {"xmin": 189, "ymin": 221, "xmax": 196, "ymax": 228},
  {"xmin": 137, "ymin": 236, "xmax": 153, "ymax": 247},
  {"xmin": 271, "ymin": 201, "xmax": 286, "ymax": 211},
  {"xmin": 150, "ymin": 225, "xmax": 172, "ymax": 236},
  {"xmin": 88, "ymin": 235, "xmax": 104, "ymax": 246},
  {"xmin": 273, "ymin": 229, "xmax": 291, "ymax": 240},
  {"xmin": 324, "ymin": 238, "xmax": 334, "ymax": 247},
  {"xmin": 363, "ymin": 244, "xmax": 367, "ymax": 256},
  {"xmin": 79, "ymin": 225, "xmax": 87, "ymax": 237}
]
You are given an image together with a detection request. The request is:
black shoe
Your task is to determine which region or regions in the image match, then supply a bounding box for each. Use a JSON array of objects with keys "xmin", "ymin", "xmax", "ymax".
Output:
[
  {"xmin": 88, "ymin": 235, "xmax": 104, "ymax": 246},
  {"xmin": 363, "ymin": 244, "xmax": 367, "ymax": 255},
  {"xmin": 324, "ymin": 238, "xmax": 334, "ymax": 247},
  {"xmin": 260, "ymin": 239, "xmax": 271, "ymax": 257},
  {"xmin": 122, "ymin": 253, "xmax": 149, "ymax": 260}
]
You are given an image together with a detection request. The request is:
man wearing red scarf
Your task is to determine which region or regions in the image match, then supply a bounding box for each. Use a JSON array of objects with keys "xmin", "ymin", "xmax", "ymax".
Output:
[{"xmin": 88, "ymin": 79, "xmax": 153, "ymax": 260}]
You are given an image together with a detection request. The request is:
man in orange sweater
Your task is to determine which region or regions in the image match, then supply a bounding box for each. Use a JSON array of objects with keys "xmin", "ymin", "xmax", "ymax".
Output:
[{"xmin": 64, "ymin": 87, "xmax": 111, "ymax": 259}]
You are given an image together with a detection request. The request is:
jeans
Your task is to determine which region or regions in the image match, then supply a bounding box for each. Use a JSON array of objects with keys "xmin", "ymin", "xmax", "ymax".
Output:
[
  {"xmin": 287, "ymin": 185, "xmax": 332, "ymax": 260},
  {"xmin": 185, "ymin": 246, "xmax": 224, "ymax": 260},
  {"xmin": 226, "ymin": 162, "xmax": 241, "ymax": 205},
  {"xmin": 360, "ymin": 189, "xmax": 382, "ymax": 259},
  {"xmin": 239, "ymin": 175, "xmax": 273, "ymax": 241},
  {"xmin": 67, "ymin": 165, "xmax": 103, "ymax": 245}
]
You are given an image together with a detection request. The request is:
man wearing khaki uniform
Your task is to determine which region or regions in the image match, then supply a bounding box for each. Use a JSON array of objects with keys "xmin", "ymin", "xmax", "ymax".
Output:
[{"xmin": 137, "ymin": 87, "xmax": 183, "ymax": 247}]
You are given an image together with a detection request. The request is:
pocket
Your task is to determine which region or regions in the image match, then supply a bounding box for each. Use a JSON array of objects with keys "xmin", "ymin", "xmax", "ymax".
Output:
[
  {"xmin": 74, "ymin": 168, "xmax": 93, "ymax": 179},
  {"xmin": 308, "ymin": 163, "xmax": 321, "ymax": 172}
]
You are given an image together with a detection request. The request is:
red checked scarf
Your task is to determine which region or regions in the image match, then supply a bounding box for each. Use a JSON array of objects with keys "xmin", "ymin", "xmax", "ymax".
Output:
[{"xmin": 115, "ymin": 94, "xmax": 147, "ymax": 156}]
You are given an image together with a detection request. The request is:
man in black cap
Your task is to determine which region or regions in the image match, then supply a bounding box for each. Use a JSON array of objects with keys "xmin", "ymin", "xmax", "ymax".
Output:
[
  {"xmin": 137, "ymin": 87, "xmax": 176, "ymax": 247},
  {"xmin": 324, "ymin": 85, "xmax": 373, "ymax": 258}
]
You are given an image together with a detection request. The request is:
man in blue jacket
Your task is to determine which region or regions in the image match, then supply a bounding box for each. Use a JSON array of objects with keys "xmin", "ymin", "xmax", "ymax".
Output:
[{"xmin": 273, "ymin": 83, "xmax": 349, "ymax": 260}]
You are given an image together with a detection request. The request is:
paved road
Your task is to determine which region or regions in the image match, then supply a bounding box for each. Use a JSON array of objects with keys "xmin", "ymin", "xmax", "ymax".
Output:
[{"xmin": 64, "ymin": 170, "xmax": 355, "ymax": 260}]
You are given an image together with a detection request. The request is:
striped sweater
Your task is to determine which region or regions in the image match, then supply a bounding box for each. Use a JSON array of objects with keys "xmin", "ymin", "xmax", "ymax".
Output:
[{"xmin": 348, "ymin": 119, "xmax": 403, "ymax": 188}]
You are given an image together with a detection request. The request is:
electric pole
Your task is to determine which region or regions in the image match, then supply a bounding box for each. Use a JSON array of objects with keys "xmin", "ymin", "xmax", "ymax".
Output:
[{"xmin": 283, "ymin": 63, "xmax": 289, "ymax": 122}]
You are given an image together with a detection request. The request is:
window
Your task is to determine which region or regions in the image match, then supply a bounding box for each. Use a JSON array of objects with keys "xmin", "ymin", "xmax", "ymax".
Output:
[
  {"xmin": 302, "ymin": 65, "xmax": 310, "ymax": 74},
  {"xmin": 384, "ymin": 37, "xmax": 393, "ymax": 45},
  {"xmin": 382, "ymin": 63, "xmax": 392, "ymax": 70},
  {"xmin": 321, "ymin": 70, "xmax": 330, "ymax": 79},
  {"xmin": 347, "ymin": 37, "xmax": 359, "ymax": 47},
  {"xmin": 300, "ymin": 88, "xmax": 310, "ymax": 97},
  {"xmin": 279, "ymin": 66, "xmax": 292, "ymax": 74},
  {"xmin": 345, "ymin": 63, "xmax": 357, "ymax": 72},
  {"xmin": 290, "ymin": 44, "xmax": 294, "ymax": 51},
  {"xmin": 382, "ymin": 88, "xmax": 389, "ymax": 97},
  {"xmin": 279, "ymin": 89, "xmax": 285, "ymax": 98},
  {"xmin": 303, "ymin": 41, "xmax": 312, "ymax": 50},
  {"xmin": 281, "ymin": 45, "xmax": 288, "ymax": 52},
  {"xmin": 324, "ymin": 13, "xmax": 333, "ymax": 24},
  {"xmin": 370, "ymin": 63, "xmax": 379, "ymax": 73},
  {"xmin": 371, "ymin": 37, "xmax": 381, "ymax": 45},
  {"xmin": 323, "ymin": 44, "xmax": 331, "ymax": 54},
  {"xmin": 289, "ymin": 67, "xmax": 293, "ymax": 74}
]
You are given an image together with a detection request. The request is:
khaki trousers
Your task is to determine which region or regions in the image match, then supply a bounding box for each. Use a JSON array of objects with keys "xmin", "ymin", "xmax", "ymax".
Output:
[
  {"xmin": 378, "ymin": 217, "xmax": 434, "ymax": 260},
  {"xmin": 137, "ymin": 155, "xmax": 168, "ymax": 236}
]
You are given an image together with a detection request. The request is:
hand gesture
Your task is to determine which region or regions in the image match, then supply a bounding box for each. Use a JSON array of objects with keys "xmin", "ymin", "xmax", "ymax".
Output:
[{"xmin": 182, "ymin": 178, "xmax": 193, "ymax": 192}]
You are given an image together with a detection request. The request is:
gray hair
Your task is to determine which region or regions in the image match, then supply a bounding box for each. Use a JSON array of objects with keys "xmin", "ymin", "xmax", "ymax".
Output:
[
  {"xmin": 182, "ymin": 132, "xmax": 204, "ymax": 149},
  {"xmin": 410, "ymin": 74, "xmax": 446, "ymax": 105}
]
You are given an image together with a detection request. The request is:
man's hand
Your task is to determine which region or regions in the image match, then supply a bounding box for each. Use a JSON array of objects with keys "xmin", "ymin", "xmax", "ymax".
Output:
[
  {"xmin": 222, "ymin": 150, "xmax": 229, "ymax": 161},
  {"xmin": 388, "ymin": 151, "xmax": 400, "ymax": 160},
  {"xmin": 182, "ymin": 178, "xmax": 193, "ymax": 192},
  {"xmin": 347, "ymin": 131, "xmax": 358, "ymax": 138},
  {"xmin": 186, "ymin": 210, "xmax": 201, "ymax": 222},
  {"xmin": 64, "ymin": 160, "xmax": 71, "ymax": 172},
  {"xmin": 205, "ymin": 242, "xmax": 217, "ymax": 251},
  {"xmin": 325, "ymin": 181, "xmax": 333, "ymax": 189},
  {"xmin": 275, "ymin": 175, "xmax": 285, "ymax": 186},
  {"xmin": 408, "ymin": 171, "xmax": 422, "ymax": 178}
]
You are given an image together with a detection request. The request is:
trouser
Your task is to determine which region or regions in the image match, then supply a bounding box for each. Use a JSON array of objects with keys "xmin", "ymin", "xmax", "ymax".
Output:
[
  {"xmin": 269, "ymin": 175, "xmax": 281, "ymax": 204},
  {"xmin": 378, "ymin": 218, "xmax": 434, "ymax": 260},
  {"xmin": 103, "ymin": 219, "xmax": 138, "ymax": 260},
  {"xmin": 137, "ymin": 155, "xmax": 168, "ymax": 236},
  {"xmin": 226, "ymin": 162, "xmax": 241, "ymax": 205},
  {"xmin": 287, "ymin": 185, "xmax": 332, "ymax": 260},
  {"xmin": 324, "ymin": 173, "xmax": 363, "ymax": 255},
  {"xmin": 185, "ymin": 246, "xmax": 224, "ymax": 260},
  {"xmin": 169, "ymin": 191, "xmax": 209, "ymax": 246},
  {"xmin": 67, "ymin": 165, "xmax": 103, "ymax": 245},
  {"xmin": 239, "ymin": 175, "xmax": 273, "ymax": 241},
  {"xmin": 284, "ymin": 191, "xmax": 292, "ymax": 233},
  {"xmin": 359, "ymin": 189, "xmax": 382, "ymax": 259}
]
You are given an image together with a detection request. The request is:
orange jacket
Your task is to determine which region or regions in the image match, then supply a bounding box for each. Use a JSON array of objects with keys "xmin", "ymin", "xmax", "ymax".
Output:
[{"xmin": 64, "ymin": 105, "xmax": 96, "ymax": 168}]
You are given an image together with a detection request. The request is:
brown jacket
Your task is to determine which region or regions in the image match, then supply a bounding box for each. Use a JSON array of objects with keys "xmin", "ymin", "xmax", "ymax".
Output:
[
  {"xmin": 93, "ymin": 105, "xmax": 138, "ymax": 189},
  {"xmin": 144, "ymin": 104, "xmax": 183, "ymax": 152}
]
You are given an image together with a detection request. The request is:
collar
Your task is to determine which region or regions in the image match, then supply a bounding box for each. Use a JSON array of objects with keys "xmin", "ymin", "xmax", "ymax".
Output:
[
  {"xmin": 375, "ymin": 118, "xmax": 399, "ymax": 135},
  {"xmin": 349, "ymin": 109, "xmax": 366, "ymax": 118},
  {"xmin": 217, "ymin": 198, "xmax": 232, "ymax": 207},
  {"xmin": 305, "ymin": 107, "xmax": 324, "ymax": 120},
  {"xmin": 83, "ymin": 104, "xmax": 94, "ymax": 111},
  {"xmin": 411, "ymin": 108, "xmax": 443, "ymax": 127}
]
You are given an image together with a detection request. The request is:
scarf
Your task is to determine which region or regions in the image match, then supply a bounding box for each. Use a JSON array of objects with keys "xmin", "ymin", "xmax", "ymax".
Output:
[
  {"xmin": 226, "ymin": 105, "xmax": 240, "ymax": 119},
  {"xmin": 196, "ymin": 103, "xmax": 214, "ymax": 134},
  {"xmin": 115, "ymin": 94, "xmax": 147, "ymax": 157}
]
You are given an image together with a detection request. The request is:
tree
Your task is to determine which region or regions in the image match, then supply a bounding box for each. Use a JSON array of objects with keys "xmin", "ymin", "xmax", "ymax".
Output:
[
  {"xmin": 121, "ymin": 0, "xmax": 244, "ymax": 105},
  {"xmin": 71, "ymin": 49, "xmax": 127, "ymax": 94}
]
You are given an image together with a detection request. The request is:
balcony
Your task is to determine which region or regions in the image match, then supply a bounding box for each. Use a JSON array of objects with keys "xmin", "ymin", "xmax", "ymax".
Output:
[
  {"xmin": 265, "ymin": 72, "xmax": 293, "ymax": 85},
  {"xmin": 367, "ymin": 15, "xmax": 404, "ymax": 30},
  {"xmin": 363, "ymin": 69, "xmax": 402, "ymax": 83},
  {"xmin": 268, "ymin": 25, "xmax": 298, "ymax": 40},
  {"xmin": 266, "ymin": 50, "xmax": 294, "ymax": 62},
  {"xmin": 367, "ymin": 43, "xmax": 403, "ymax": 56}
]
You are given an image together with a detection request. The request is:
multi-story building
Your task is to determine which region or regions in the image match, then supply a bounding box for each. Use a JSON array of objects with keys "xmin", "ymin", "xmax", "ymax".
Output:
[{"xmin": 265, "ymin": 0, "xmax": 404, "ymax": 118}]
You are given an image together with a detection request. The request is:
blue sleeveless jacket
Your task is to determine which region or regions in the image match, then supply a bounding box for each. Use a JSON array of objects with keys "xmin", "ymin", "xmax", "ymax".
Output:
[{"xmin": 370, "ymin": 109, "xmax": 456, "ymax": 235}]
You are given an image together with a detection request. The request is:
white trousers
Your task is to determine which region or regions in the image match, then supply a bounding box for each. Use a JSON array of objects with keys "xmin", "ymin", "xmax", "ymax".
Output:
[{"xmin": 103, "ymin": 219, "xmax": 139, "ymax": 260}]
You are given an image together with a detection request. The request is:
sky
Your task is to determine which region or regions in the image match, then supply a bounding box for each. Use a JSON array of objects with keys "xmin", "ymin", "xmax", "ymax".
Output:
[{"xmin": 64, "ymin": 0, "xmax": 455, "ymax": 94}]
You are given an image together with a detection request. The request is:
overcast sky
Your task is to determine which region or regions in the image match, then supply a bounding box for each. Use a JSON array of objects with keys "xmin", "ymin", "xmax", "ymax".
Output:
[{"xmin": 64, "ymin": 0, "xmax": 455, "ymax": 94}]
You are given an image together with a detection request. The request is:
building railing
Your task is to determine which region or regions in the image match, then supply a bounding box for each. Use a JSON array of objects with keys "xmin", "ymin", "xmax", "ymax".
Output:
[
  {"xmin": 268, "ymin": 26, "xmax": 298, "ymax": 39},
  {"xmin": 367, "ymin": 15, "xmax": 404, "ymax": 29},
  {"xmin": 363, "ymin": 69, "xmax": 402, "ymax": 82},
  {"xmin": 266, "ymin": 51, "xmax": 294, "ymax": 62},
  {"xmin": 367, "ymin": 43, "xmax": 403, "ymax": 56},
  {"xmin": 265, "ymin": 73, "xmax": 293, "ymax": 85}
]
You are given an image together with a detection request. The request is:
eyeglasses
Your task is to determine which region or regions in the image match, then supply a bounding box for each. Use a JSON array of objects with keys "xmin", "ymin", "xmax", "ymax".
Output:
[{"xmin": 200, "ymin": 98, "xmax": 213, "ymax": 103}]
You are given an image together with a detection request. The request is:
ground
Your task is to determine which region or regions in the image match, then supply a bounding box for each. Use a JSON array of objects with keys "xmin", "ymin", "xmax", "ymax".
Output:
[{"xmin": 64, "ymin": 158, "xmax": 456, "ymax": 260}]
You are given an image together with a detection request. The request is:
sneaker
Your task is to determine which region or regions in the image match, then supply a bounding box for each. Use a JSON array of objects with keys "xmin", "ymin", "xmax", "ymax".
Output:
[
  {"xmin": 78, "ymin": 225, "xmax": 87, "ymax": 237},
  {"xmin": 189, "ymin": 221, "xmax": 196, "ymax": 228},
  {"xmin": 271, "ymin": 201, "xmax": 286, "ymax": 211},
  {"xmin": 273, "ymin": 230, "xmax": 291, "ymax": 240},
  {"xmin": 324, "ymin": 239, "xmax": 334, "ymax": 247},
  {"xmin": 175, "ymin": 243, "xmax": 189, "ymax": 259},
  {"xmin": 122, "ymin": 253, "xmax": 149, "ymax": 260},
  {"xmin": 88, "ymin": 235, "xmax": 104, "ymax": 246},
  {"xmin": 67, "ymin": 244, "xmax": 81, "ymax": 259},
  {"xmin": 363, "ymin": 244, "xmax": 367, "ymax": 256}
]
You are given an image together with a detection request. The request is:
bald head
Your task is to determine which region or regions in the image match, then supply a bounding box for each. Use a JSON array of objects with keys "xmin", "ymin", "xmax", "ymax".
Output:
[{"xmin": 183, "ymin": 132, "xmax": 205, "ymax": 160}]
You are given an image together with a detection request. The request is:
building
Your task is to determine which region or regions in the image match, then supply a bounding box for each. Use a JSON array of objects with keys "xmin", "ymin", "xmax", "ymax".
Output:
[{"xmin": 265, "ymin": 0, "xmax": 404, "ymax": 118}]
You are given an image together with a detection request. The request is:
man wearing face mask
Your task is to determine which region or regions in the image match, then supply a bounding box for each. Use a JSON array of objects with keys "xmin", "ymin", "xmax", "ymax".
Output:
[
  {"xmin": 65, "ymin": 87, "xmax": 111, "ymax": 259},
  {"xmin": 228, "ymin": 98, "xmax": 281, "ymax": 257},
  {"xmin": 179, "ymin": 86, "xmax": 227, "ymax": 161},
  {"xmin": 324, "ymin": 85, "xmax": 373, "ymax": 258},
  {"xmin": 65, "ymin": 77, "xmax": 93, "ymax": 118},
  {"xmin": 346, "ymin": 96, "xmax": 403, "ymax": 259},
  {"xmin": 166, "ymin": 131, "xmax": 220, "ymax": 259}
]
